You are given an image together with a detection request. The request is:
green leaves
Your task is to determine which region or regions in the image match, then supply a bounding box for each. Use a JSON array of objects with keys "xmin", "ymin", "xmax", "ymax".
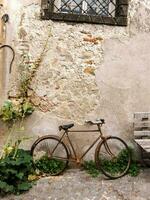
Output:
[
  {"xmin": 83, "ymin": 148, "xmax": 140, "ymax": 178},
  {"xmin": 35, "ymin": 156, "xmax": 65, "ymax": 175},
  {"xmin": 0, "ymin": 100, "xmax": 17, "ymax": 122},
  {"xmin": 16, "ymin": 172, "xmax": 24, "ymax": 179},
  {"xmin": 82, "ymin": 160, "xmax": 100, "ymax": 177},
  {"xmin": 100, "ymin": 148, "xmax": 140, "ymax": 177},
  {"xmin": 17, "ymin": 182, "xmax": 32, "ymax": 191},
  {"xmin": 0, "ymin": 99, "xmax": 34, "ymax": 195},
  {"xmin": 3, "ymin": 100, "xmax": 12, "ymax": 109},
  {"xmin": 0, "ymin": 100, "xmax": 34, "ymax": 124},
  {"xmin": 128, "ymin": 162, "xmax": 140, "ymax": 177},
  {"xmin": 0, "ymin": 181, "xmax": 14, "ymax": 193},
  {"xmin": 0, "ymin": 149, "xmax": 34, "ymax": 196},
  {"xmin": 22, "ymin": 102, "xmax": 34, "ymax": 115}
]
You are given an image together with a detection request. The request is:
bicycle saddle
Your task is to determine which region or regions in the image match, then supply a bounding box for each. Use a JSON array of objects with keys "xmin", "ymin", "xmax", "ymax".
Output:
[
  {"xmin": 85, "ymin": 119, "xmax": 105, "ymax": 125},
  {"xmin": 59, "ymin": 123, "xmax": 74, "ymax": 131}
]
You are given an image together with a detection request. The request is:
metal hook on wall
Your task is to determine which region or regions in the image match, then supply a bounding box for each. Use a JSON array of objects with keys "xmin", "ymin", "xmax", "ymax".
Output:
[
  {"xmin": 0, "ymin": 45, "xmax": 15, "ymax": 74},
  {"xmin": 0, "ymin": 4, "xmax": 9, "ymax": 23},
  {"xmin": 1, "ymin": 14, "xmax": 9, "ymax": 23}
]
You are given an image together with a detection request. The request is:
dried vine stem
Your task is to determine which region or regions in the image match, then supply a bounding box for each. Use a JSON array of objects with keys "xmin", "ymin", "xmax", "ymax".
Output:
[{"xmin": 19, "ymin": 29, "xmax": 52, "ymax": 98}]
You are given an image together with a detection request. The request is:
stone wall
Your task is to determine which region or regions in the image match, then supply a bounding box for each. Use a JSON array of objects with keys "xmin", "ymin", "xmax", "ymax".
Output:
[{"xmin": 1, "ymin": 0, "xmax": 150, "ymax": 153}]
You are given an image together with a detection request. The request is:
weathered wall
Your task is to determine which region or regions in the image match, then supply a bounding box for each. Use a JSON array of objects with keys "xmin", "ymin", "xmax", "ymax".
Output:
[
  {"xmin": 1, "ymin": 0, "xmax": 150, "ymax": 153},
  {"xmin": 0, "ymin": 0, "xmax": 5, "ymax": 105}
]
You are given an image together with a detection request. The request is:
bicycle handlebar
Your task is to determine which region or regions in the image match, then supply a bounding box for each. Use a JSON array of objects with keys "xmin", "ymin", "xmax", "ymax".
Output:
[{"xmin": 85, "ymin": 119, "xmax": 105, "ymax": 125}]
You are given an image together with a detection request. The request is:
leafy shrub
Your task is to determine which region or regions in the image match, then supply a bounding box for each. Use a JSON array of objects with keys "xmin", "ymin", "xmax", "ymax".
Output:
[
  {"xmin": 82, "ymin": 160, "xmax": 100, "ymax": 177},
  {"xmin": 128, "ymin": 162, "xmax": 140, "ymax": 177},
  {"xmin": 83, "ymin": 148, "xmax": 140, "ymax": 178},
  {"xmin": 0, "ymin": 148, "xmax": 35, "ymax": 196},
  {"xmin": 128, "ymin": 147, "xmax": 140, "ymax": 177},
  {"xmin": 35, "ymin": 156, "xmax": 66, "ymax": 175},
  {"xmin": 100, "ymin": 148, "xmax": 130, "ymax": 176}
]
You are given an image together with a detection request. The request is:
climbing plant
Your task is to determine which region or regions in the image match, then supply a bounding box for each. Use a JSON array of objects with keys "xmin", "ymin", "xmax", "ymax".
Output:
[{"xmin": 0, "ymin": 28, "xmax": 52, "ymax": 157}]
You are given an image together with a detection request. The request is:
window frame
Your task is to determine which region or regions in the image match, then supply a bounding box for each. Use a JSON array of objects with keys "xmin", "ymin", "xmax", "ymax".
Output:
[{"xmin": 41, "ymin": 0, "xmax": 128, "ymax": 26}]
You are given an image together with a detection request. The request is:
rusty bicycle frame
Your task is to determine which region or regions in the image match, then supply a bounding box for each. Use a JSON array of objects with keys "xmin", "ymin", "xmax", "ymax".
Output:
[
  {"xmin": 31, "ymin": 119, "xmax": 131, "ymax": 179},
  {"xmin": 51, "ymin": 122, "xmax": 110, "ymax": 163}
]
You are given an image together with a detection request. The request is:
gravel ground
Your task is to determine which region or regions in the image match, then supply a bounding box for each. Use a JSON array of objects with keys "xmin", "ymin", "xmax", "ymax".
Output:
[{"xmin": 2, "ymin": 168, "xmax": 150, "ymax": 200}]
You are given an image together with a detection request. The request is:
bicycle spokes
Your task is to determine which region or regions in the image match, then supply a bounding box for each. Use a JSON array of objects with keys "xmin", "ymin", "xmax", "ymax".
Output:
[
  {"xmin": 95, "ymin": 137, "xmax": 131, "ymax": 179},
  {"xmin": 31, "ymin": 136, "xmax": 69, "ymax": 175}
]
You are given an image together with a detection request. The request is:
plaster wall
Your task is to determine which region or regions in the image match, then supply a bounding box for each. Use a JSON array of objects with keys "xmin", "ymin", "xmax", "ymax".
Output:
[
  {"xmin": 1, "ymin": 0, "xmax": 150, "ymax": 155},
  {"xmin": 0, "ymin": 0, "xmax": 5, "ymax": 105}
]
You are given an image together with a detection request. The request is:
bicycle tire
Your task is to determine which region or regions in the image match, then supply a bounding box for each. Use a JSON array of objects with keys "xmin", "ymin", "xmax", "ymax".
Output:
[
  {"xmin": 95, "ymin": 136, "xmax": 131, "ymax": 179},
  {"xmin": 31, "ymin": 135, "xmax": 69, "ymax": 175}
]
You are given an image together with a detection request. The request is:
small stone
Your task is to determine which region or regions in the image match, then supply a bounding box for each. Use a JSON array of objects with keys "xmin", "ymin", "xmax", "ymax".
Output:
[
  {"xmin": 80, "ymin": 30, "xmax": 91, "ymax": 35},
  {"xmin": 96, "ymin": 36, "xmax": 103, "ymax": 41},
  {"xmin": 87, "ymin": 34, "xmax": 92, "ymax": 38},
  {"xmin": 39, "ymin": 99, "xmax": 54, "ymax": 112},
  {"xmin": 83, "ymin": 36, "xmax": 103, "ymax": 44},
  {"xmin": 84, "ymin": 67, "xmax": 95, "ymax": 75},
  {"xmin": 84, "ymin": 60, "xmax": 94, "ymax": 65},
  {"xmin": 31, "ymin": 95, "xmax": 41, "ymax": 106},
  {"xmin": 55, "ymin": 85, "xmax": 60, "ymax": 90},
  {"xmin": 81, "ymin": 51, "xmax": 94, "ymax": 59},
  {"xmin": 36, "ymin": 89, "xmax": 47, "ymax": 97},
  {"xmin": 27, "ymin": 89, "xmax": 34, "ymax": 97}
]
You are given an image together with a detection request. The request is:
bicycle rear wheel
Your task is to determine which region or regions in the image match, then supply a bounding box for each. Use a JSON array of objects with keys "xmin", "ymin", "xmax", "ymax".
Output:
[
  {"xmin": 95, "ymin": 136, "xmax": 131, "ymax": 179},
  {"xmin": 31, "ymin": 135, "xmax": 69, "ymax": 175}
]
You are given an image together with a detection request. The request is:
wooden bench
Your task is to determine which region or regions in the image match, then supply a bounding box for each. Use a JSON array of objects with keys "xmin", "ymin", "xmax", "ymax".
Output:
[{"xmin": 134, "ymin": 112, "xmax": 150, "ymax": 166}]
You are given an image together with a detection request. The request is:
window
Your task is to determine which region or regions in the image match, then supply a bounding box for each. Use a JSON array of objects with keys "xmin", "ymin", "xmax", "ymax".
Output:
[{"xmin": 41, "ymin": 0, "xmax": 128, "ymax": 26}]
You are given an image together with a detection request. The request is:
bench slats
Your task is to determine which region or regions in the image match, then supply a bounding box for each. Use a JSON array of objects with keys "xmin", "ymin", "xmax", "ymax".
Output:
[
  {"xmin": 134, "ymin": 112, "xmax": 150, "ymax": 120},
  {"xmin": 134, "ymin": 121, "xmax": 150, "ymax": 129},
  {"xmin": 135, "ymin": 139, "xmax": 150, "ymax": 152},
  {"xmin": 134, "ymin": 112, "xmax": 150, "ymax": 153},
  {"xmin": 134, "ymin": 131, "xmax": 150, "ymax": 139}
]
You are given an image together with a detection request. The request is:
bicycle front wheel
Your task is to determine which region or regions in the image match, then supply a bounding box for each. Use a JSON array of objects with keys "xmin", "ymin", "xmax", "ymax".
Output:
[
  {"xmin": 95, "ymin": 136, "xmax": 131, "ymax": 179},
  {"xmin": 31, "ymin": 135, "xmax": 69, "ymax": 176}
]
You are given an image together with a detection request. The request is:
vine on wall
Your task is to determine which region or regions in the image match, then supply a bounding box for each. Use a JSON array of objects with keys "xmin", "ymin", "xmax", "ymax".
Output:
[
  {"xmin": 0, "ymin": 13, "xmax": 52, "ymax": 195},
  {"xmin": 0, "ymin": 28, "xmax": 52, "ymax": 156}
]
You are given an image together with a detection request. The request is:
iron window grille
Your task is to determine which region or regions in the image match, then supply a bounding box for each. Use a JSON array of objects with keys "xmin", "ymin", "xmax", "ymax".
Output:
[{"xmin": 41, "ymin": 0, "xmax": 128, "ymax": 26}]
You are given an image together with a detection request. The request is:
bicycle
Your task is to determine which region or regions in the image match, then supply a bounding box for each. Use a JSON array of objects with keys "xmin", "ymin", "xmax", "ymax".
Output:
[{"xmin": 31, "ymin": 119, "xmax": 131, "ymax": 179}]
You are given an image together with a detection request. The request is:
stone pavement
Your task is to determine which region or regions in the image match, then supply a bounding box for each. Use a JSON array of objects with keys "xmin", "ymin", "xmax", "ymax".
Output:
[{"xmin": 2, "ymin": 168, "xmax": 150, "ymax": 200}]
